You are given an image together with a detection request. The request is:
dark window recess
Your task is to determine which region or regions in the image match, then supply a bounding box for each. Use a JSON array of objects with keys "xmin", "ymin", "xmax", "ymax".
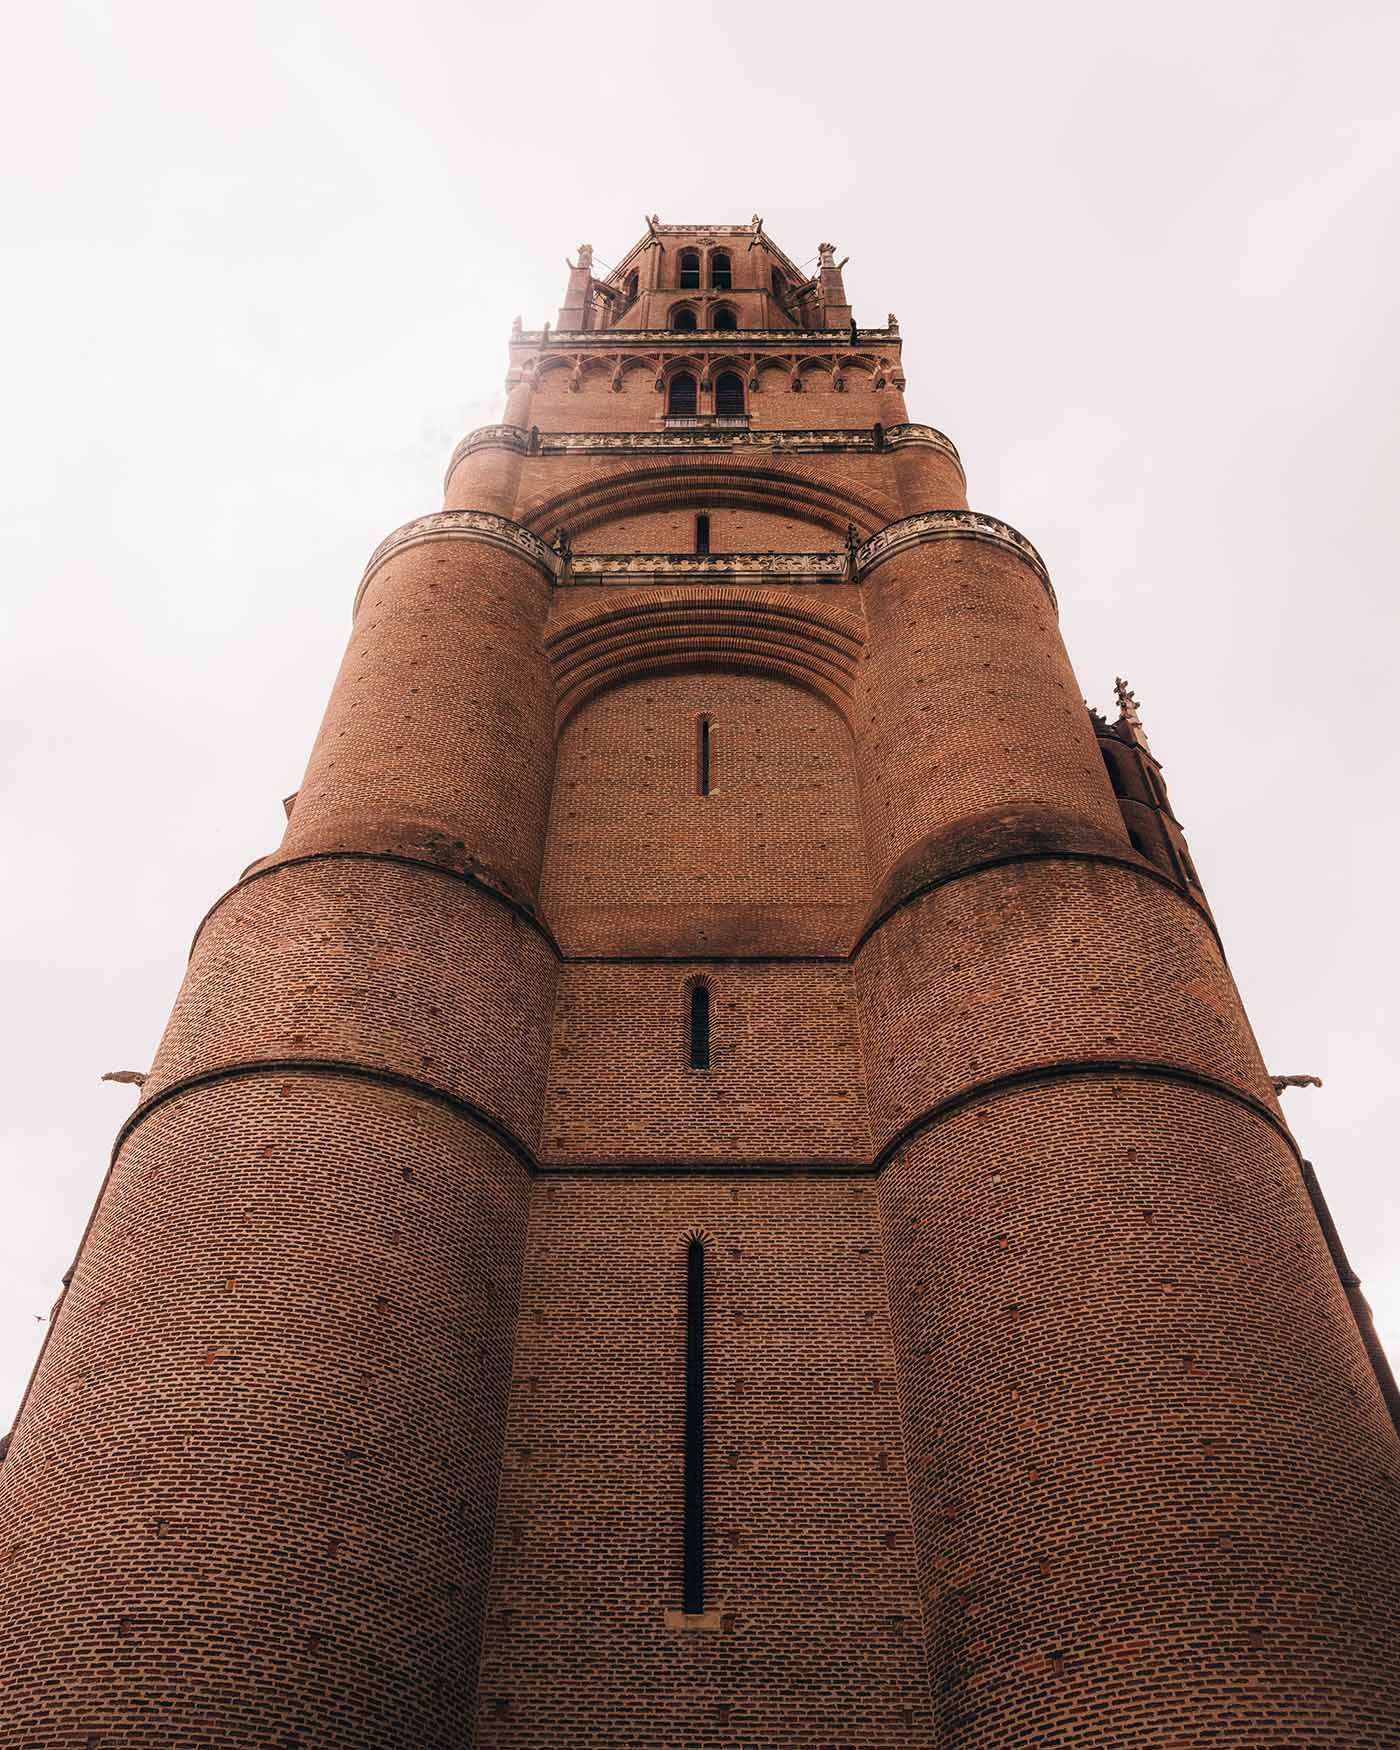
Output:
[
  {"xmin": 679, "ymin": 250, "xmax": 701, "ymax": 289},
  {"xmin": 695, "ymin": 514, "xmax": 710, "ymax": 555},
  {"xmin": 713, "ymin": 306, "xmax": 738, "ymax": 331},
  {"xmin": 623, "ymin": 270, "xmax": 639, "ymax": 306},
  {"xmin": 672, "ymin": 306, "xmax": 698, "ymax": 332},
  {"xmin": 710, "ymin": 251, "xmax": 732, "ymax": 290},
  {"xmin": 771, "ymin": 268, "xmax": 785, "ymax": 296},
  {"xmin": 689, "ymin": 982, "xmax": 711, "ymax": 1067},
  {"xmin": 696, "ymin": 718, "xmax": 713, "ymax": 796},
  {"xmin": 668, "ymin": 373, "xmax": 698, "ymax": 416},
  {"xmin": 684, "ymin": 1238, "xmax": 705, "ymax": 1614},
  {"xmin": 715, "ymin": 371, "xmax": 745, "ymax": 416}
]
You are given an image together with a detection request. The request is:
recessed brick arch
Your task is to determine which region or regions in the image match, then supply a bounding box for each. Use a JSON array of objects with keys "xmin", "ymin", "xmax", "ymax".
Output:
[
  {"xmin": 545, "ymin": 585, "xmax": 865, "ymax": 730},
  {"xmin": 526, "ymin": 459, "xmax": 896, "ymax": 542}
]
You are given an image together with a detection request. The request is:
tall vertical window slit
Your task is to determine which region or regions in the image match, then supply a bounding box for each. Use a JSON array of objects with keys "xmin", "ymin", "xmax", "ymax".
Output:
[
  {"xmin": 689, "ymin": 984, "xmax": 711, "ymax": 1069},
  {"xmin": 684, "ymin": 1238, "xmax": 705, "ymax": 1614},
  {"xmin": 697, "ymin": 717, "xmax": 712, "ymax": 797},
  {"xmin": 695, "ymin": 513, "xmax": 710, "ymax": 555}
]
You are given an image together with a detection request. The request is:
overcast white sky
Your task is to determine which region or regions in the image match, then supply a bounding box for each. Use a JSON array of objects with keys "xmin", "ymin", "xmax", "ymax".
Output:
[{"xmin": 2, "ymin": 1, "xmax": 1398, "ymax": 1415}]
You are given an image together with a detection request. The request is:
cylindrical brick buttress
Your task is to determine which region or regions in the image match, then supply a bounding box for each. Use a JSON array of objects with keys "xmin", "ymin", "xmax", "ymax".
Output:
[
  {"xmin": 853, "ymin": 525, "xmax": 1400, "ymax": 1745},
  {"xmin": 0, "ymin": 519, "xmax": 561, "ymax": 1747}
]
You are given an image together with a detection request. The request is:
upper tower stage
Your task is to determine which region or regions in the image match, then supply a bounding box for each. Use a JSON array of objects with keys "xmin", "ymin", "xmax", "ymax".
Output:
[{"xmin": 556, "ymin": 218, "xmax": 857, "ymax": 335}]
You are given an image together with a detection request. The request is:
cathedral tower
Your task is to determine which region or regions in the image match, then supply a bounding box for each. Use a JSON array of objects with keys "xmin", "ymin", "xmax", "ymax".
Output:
[{"xmin": 3, "ymin": 220, "xmax": 1398, "ymax": 1747}]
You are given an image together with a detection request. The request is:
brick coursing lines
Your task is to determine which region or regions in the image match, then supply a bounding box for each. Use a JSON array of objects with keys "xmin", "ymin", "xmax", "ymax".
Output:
[{"xmin": 546, "ymin": 589, "xmax": 865, "ymax": 727}]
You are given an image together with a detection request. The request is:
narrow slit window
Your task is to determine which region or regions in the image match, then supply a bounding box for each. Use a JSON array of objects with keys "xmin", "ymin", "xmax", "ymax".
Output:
[
  {"xmin": 689, "ymin": 984, "xmax": 711, "ymax": 1069},
  {"xmin": 683, "ymin": 1238, "xmax": 705, "ymax": 1615},
  {"xmin": 695, "ymin": 513, "xmax": 710, "ymax": 555},
  {"xmin": 697, "ymin": 717, "xmax": 712, "ymax": 796}
]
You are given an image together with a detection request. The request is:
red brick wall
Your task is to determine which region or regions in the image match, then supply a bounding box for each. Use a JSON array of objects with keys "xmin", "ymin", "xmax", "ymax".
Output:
[
  {"xmin": 571, "ymin": 505, "xmax": 840, "ymax": 553},
  {"xmin": 856, "ymin": 536, "xmax": 1127, "ymax": 906},
  {"xmin": 877, "ymin": 1080, "xmax": 1400, "ymax": 1746},
  {"xmin": 288, "ymin": 535, "xmax": 556, "ymax": 905},
  {"xmin": 0, "ymin": 1079, "xmax": 530, "ymax": 1749},
  {"xmin": 542, "ymin": 963, "xmax": 870, "ymax": 1163},
  {"xmin": 477, "ymin": 1174, "xmax": 933, "ymax": 1747},
  {"xmin": 540, "ymin": 669, "xmax": 869, "ymax": 955}
]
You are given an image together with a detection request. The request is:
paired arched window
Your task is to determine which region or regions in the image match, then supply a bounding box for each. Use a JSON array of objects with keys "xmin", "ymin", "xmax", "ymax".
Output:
[
  {"xmin": 712, "ymin": 306, "xmax": 738, "ymax": 332},
  {"xmin": 714, "ymin": 371, "xmax": 745, "ymax": 417},
  {"xmin": 671, "ymin": 306, "xmax": 698, "ymax": 332},
  {"xmin": 710, "ymin": 251, "xmax": 732, "ymax": 290},
  {"xmin": 679, "ymin": 250, "xmax": 701, "ymax": 289},
  {"xmin": 667, "ymin": 372, "xmax": 698, "ymax": 416}
]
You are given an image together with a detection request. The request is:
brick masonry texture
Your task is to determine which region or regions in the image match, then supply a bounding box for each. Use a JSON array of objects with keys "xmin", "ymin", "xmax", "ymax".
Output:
[
  {"xmin": 478, "ymin": 1175, "xmax": 932, "ymax": 1747},
  {"xmin": 541, "ymin": 668, "xmax": 867, "ymax": 955},
  {"xmin": 3, "ymin": 221, "xmax": 1397, "ymax": 1747},
  {"xmin": 0, "ymin": 1079, "xmax": 530, "ymax": 1748}
]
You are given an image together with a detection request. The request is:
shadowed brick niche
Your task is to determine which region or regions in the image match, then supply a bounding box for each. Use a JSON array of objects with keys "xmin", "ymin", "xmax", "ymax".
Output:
[{"xmin": 2, "ymin": 219, "xmax": 1397, "ymax": 1749}]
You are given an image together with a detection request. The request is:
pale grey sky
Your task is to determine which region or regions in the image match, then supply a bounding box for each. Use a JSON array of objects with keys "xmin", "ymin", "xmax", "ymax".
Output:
[{"xmin": 2, "ymin": 0, "xmax": 1398, "ymax": 1413}]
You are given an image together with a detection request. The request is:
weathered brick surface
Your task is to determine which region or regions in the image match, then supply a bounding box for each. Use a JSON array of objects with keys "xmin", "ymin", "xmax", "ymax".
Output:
[
  {"xmin": 0, "ymin": 1079, "xmax": 529, "ymax": 1748},
  {"xmin": 478, "ymin": 1174, "xmax": 931, "ymax": 1746},
  {"xmin": 288, "ymin": 536, "xmax": 556, "ymax": 904},
  {"xmin": 855, "ymin": 858, "xmax": 1274, "ymax": 1149},
  {"xmin": 541, "ymin": 668, "xmax": 868, "ymax": 955},
  {"xmin": 542, "ymin": 962, "xmax": 870, "ymax": 1163},
  {"xmin": 4, "ymin": 220, "xmax": 1396, "ymax": 1747},
  {"xmin": 152, "ymin": 860, "xmax": 558, "ymax": 1150},
  {"xmin": 878, "ymin": 1080, "xmax": 1400, "ymax": 1746}
]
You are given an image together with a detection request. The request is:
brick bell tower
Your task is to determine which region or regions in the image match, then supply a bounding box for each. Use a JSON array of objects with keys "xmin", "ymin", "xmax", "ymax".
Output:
[{"xmin": 3, "ymin": 219, "xmax": 1398, "ymax": 1747}]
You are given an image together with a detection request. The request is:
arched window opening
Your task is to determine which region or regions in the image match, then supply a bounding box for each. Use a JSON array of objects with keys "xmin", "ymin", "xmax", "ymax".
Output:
[
  {"xmin": 710, "ymin": 251, "xmax": 732, "ymax": 290},
  {"xmin": 712, "ymin": 306, "xmax": 738, "ymax": 332},
  {"xmin": 771, "ymin": 268, "xmax": 785, "ymax": 297},
  {"xmin": 714, "ymin": 370, "xmax": 745, "ymax": 417},
  {"xmin": 1100, "ymin": 743, "xmax": 1127, "ymax": 798},
  {"xmin": 623, "ymin": 270, "xmax": 639, "ymax": 307},
  {"xmin": 695, "ymin": 513, "xmax": 710, "ymax": 556},
  {"xmin": 679, "ymin": 250, "xmax": 701, "ymax": 289},
  {"xmin": 697, "ymin": 716, "xmax": 714, "ymax": 795},
  {"xmin": 667, "ymin": 372, "xmax": 698, "ymax": 416},
  {"xmin": 683, "ymin": 1238, "xmax": 705, "ymax": 1615},
  {"xmin": 671, "ymin": 306, "xmax": 698, "ymax": 332},
  {"xmin": 689, "ymin": 983, "xmax": 711, "ymax": 1069}
]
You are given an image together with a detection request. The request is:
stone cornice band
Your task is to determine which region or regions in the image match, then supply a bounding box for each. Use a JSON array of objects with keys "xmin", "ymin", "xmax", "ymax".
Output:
[
  {"xmin": 354, "ymin": 507, "xmax": 1054, "ymax": 614},
  {"xmin": 445, "ymin": 421, "xmax": 962, "ymax": 487},
  {"xmin": 513, "ymin": 327, "xmax": 899, "ymax": 346}
]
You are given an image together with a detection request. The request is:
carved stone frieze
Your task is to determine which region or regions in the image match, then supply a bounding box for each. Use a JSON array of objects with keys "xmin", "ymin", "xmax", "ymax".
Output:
[
  {"xmin": 445, "ymin": 422, "xmax": 962, "ymax": 488},
  {"xmin": 512, "ymin": 328, "xmax": 899, "ymax": 346},
  {"xmin": 566, "ymin": 552, "xmax": 848, "ymax": 586},
  {"xmin": 855, "ymin": 510, "xmax": 1055, "ymax": 606}
]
